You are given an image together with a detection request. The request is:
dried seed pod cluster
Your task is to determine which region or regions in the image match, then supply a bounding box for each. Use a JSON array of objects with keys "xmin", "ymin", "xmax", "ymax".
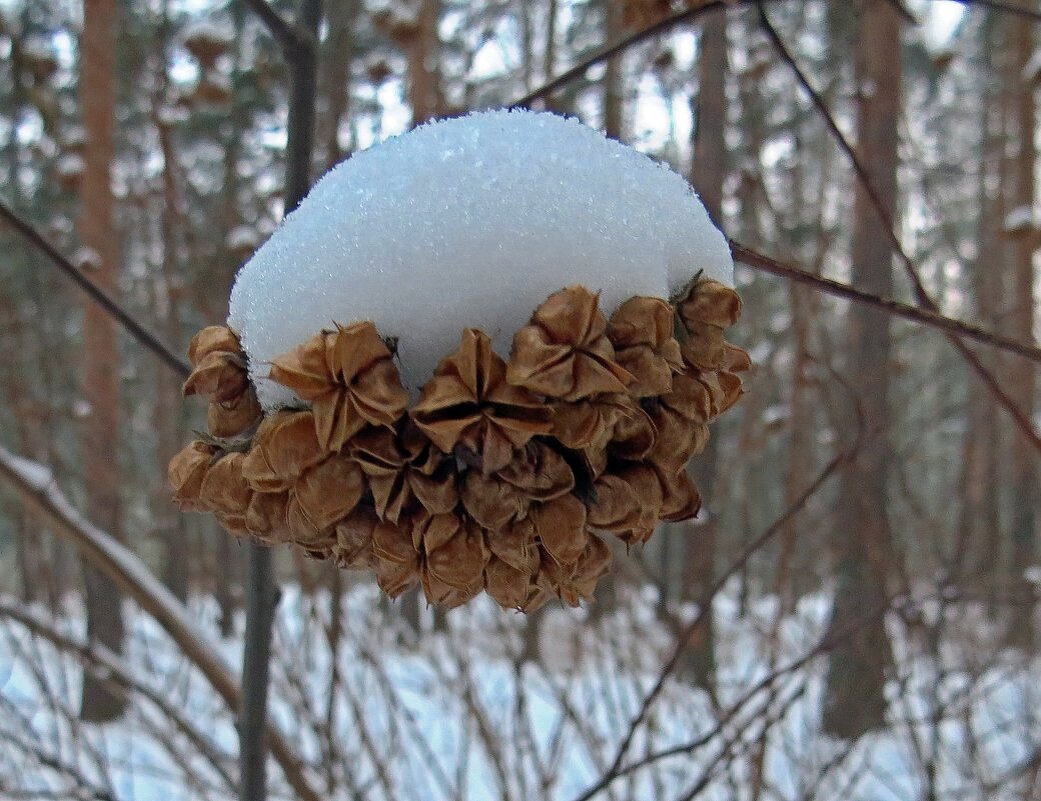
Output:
[{"xmin": 169, "ymin": 278, "xmax": 748, "ymax": 611}]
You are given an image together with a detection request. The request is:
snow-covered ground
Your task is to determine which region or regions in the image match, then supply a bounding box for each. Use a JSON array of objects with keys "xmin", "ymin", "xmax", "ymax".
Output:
[{"xmin": 1, "ymin": 580, "xmax": 1039, "ymax": 800}]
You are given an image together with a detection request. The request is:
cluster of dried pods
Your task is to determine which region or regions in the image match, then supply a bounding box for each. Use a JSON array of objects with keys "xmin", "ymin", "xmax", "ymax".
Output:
[{"xmin": 168, "ymin": 277, "xmax": 748, "ymax": 611}]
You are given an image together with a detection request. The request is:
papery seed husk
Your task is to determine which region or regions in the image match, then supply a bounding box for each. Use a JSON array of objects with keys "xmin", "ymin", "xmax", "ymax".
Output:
[
  {"xmin": 484, "ymin": 556, "xmax": 532, "ymax": 609},
  {"xmin": 488, "ymin": 518, "xmax": 540, "ymax": 574},
  {"xmin": 506, "ymin": 286, "xmax": 633, "ymax": 401},
  {"xmin": 424, "ymin": 516, "xmax": 489, "ymax": 590},
  {"xmin": 168, "ymin": 441, "xmax": 215, "ymax": 511},
  {"xmin": 286, "ymin": 494, "xmax": 337, "ymax": 548},
  {"xmin": 245, "ymin": 491, "xmax": 292, "ymax": 545},
  {"xmin": 334, "ymin": 507, "xmax": 379, "ymax": 569},
  {"xmin": 677, "ymin": 279, "xmax": 742, "ymax": 330},
  {"xmin": 680, "ymin": 321, "xmax": 727, "ymax": 371},
  {"xmin": 532, "ymin": 495, "xmax": 588, "ymax": 566},
  {"xmin": 187, "ymin": 325, "xmax": 242, "ymax": 366},
  {"xmin": 198, "ymin": 452, "xmax": 252, "ymax": 515},
  {"xmin": 658, "ymin": 466, "xmax": 702, "ymax": 522},
  {"xmin": 499, "ymin": 440, "xmax": 574, "ymax": 501},
  {"xmin": 294, "ymin": 454, "xmax": 366, "ymax": 531},
  {"xmin": 207, "ymin": 390, "xmax": 262, "ymax": 438},
  {"xmin": 585, "ymin": 473, "xmax": 643, "ymax": 533},
  {"xmin": 461, "ymin": 472, "xmax": 529, "ymax": 531},
  {"xmin": 183, "ymin": 351, "xmax": 249, "ymax": 403},
  {"xmin": 376, "ymin": 557, "xmax": 419, "ymax": 599},
  {"xmin": 241, "ymin": 411, "xmax": 325, "ymax": 493}
]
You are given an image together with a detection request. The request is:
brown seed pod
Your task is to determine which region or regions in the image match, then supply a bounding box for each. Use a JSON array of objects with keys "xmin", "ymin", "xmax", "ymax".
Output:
[
  {"xmin": 607, "ymin": 296, "xmax": 683, "ymax": 397},
  {"xmin": 334, "ymin": 507, "xmax": 379, "ymax": 570},
  {"xmin": 245, "ymin": 491, "xmax": 292, "ymax": 545},
  {"xmin": 241, "ymin": 410, "xmax": 325, "ymax": 493},
  {"xmin": 676, "ymin": 278, "xmax": 743, "ymax": 331},
  {"xmin": 461, "ymin": 471, "xmax": 530, "ymax": 532},
  {"xmin": 207, "ymin": 390, "xmax": 263, "ymax": 438},
  {"xmin": 372, "ymin": 516, "xmax": 420, "ymax": 598},
  {"xmin": 532, "ymin": 494, "xmax": 588, "ymax": 566},
  {"xmin": 169, "ymin": 440, "xmax": 216, "ymax": 511},
  {"xmin": 484, "ymin": 556, "xmax": 533, "ymax": 610},
  {"xmin": 173, "ymin": 277, "xmax": 747, "ymax": 611},
  {"xmin": 507, "ymin": 285, "xmax": 633, "ymax": 401},
  {"xmin": 198, "ymin": 452, "xmax": 252, "ymax": 516},
  {"xmin": 412, "ymin": 328, "xmax": 551, "ymax": 475},
  {"xmin": 269, "ymin": 321, "xmax": 409, "ymax": 452},
  {"xmin": 551, "ymin": 393, "xmax": 631, "ymax": 451},
  {"xmin": 417, "ymin": 513, "xmax": 489, "ymax": 592}
]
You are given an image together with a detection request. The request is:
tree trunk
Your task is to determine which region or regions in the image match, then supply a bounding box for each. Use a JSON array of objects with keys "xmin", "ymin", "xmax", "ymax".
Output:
[
  {"xmin": 677, "ymin": 9, "xmax": 727, "ymax": 690},
  {"xmin": 1006, "ymin": 7, "xmax": 1038, "ymax": 648},
  {"xmin": 406, "ymin": 0, "xmax": 445, "ymax": 126},
  {"xmin": 822, "ymin": 0, "xmax": 901, "ymax": 740},
  {"xmin": 317, "ymin": 0, "xmax": 358, "ymax": 168},
  {"xmin": 78, "ymin": 0, "xmax": 127, "ymax": 723},
  {"xmin": 958, "ymin": 13, "xmax": 1002, "ymax": 593},
  {"xmin": 602, "ymin": 0, "xmax": 625, "ymax": 140}
]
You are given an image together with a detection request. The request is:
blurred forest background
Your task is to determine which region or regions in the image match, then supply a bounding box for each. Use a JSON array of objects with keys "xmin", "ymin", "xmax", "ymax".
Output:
[{"xmin": 0, "ymin": 0, "xmax": 1040, "ymax": 799}]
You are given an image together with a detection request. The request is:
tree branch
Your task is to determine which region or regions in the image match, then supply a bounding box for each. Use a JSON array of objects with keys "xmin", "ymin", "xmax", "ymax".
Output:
[
  {"xmin": 0, "ymin": 444, "xmax": 322, "ymax": 801},
  {"xmin": 948, "ymin": 0, "xmax": 1041, "ymax": 22},
  {"xmin": 730, "ymin": 240, "xmax": 1041, "ymax": 363},
  {"xmin": 241, "ymin": 0, "xmax": 313, "ymax": 56},
  {"xmin": 574, "ymin": 440, "xmax": 857, "ymax": 801},
  {"xmin": 0, "ymin": 596, "xmax": 237, "ymax": 794},
  {"xmin": 509, "ymin": 0, "xmax": 778, "ymax": 110},
  {"xmin": 0, "ymin": 199, "xmax": 190, "ymax": 378},
  {"xmin": 758, "ymin": 4, "xmax": 1041, "ymax": 454}
]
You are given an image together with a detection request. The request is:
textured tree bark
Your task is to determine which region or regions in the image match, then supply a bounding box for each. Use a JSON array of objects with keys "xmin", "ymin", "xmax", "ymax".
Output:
[
  {"xmin": 958, "ymin": 11, "xmax": 1002, "ymax": 593},
  {"xmin": 317, "ymin": 0, "xmax": 359, "ymax": 168},
  {"xmin": 678, "ymin": 8, "xmax": 727, "ymax": 690},
  {"xmin": 406, "ymin": 0, "xmax": 445, "ymax": 126},
  {"xmin": 602, "ymin": 0, "xmax": 625, "ymax": 140},
  {"xmin": 77, "ymin": 0, "xmax": 127, "ymax": 723},
  {"xmin": 822, "ymin": 0, "xmax": 901, "ymax": 740},
  {"xmin": 1006, "ymin": 5, "xmax": 1038, "ymax": 647}
]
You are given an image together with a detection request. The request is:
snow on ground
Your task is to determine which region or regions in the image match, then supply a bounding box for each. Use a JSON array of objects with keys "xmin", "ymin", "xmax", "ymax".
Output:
[
  {"xmin": 228, "ymin": 109, "xmax": 733, "ymax": 407},
  {"xmin": 1, "ymin": 580, "xmax": 1039, "ymax": 800}
]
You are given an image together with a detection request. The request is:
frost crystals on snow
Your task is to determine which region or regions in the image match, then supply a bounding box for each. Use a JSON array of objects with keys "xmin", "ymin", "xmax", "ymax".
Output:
[{"xmin": 229, "ymin": 109, "xmax": 733, "ymax": 410}]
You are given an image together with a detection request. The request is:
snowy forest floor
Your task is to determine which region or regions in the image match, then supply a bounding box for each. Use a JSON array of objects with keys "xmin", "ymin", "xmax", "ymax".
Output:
[{"xmin": 2, "ymin": 578, "xmax": 1040, "ymax": 801}]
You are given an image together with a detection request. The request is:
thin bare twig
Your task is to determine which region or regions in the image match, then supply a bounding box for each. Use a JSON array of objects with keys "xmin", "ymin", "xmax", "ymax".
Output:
[
  {"xmin": 730, "ymin": 241, "xmax": 1041, "ymax": 363},
  {"xmin": 0, "ymin": 596, "xmax": 237, "ymax": 794},
  {"xmin": 580, "ymin": 436, "xmax": 859, "ymax": 801},
  {"xmin": 758, "ymin": 4, "xmax": 1041, "ymax": 454},
  {"xmin": 241, "ymin": 0, "xmax": 313, "ymax": 55},
  {"xmin": 946, "ymin": 0, "xmax": 1041, "ymax": 22},
  {"xmin": 509, "ymin": 0, "xmax": 781, "ymax": 109},
  {"xmin": 0, "ymin": 444, "xmax": 322, "ymax": 801},
  {"xmin": 0, "ymin": 199, "xmax": 190, "ymax": 378}
]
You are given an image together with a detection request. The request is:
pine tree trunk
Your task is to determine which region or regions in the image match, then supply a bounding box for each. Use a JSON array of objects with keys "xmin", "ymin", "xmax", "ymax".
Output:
[
  {"xmin": 1006, "ymin": 7, "xmax": 1038, "ymax": 647},
  {"xmin": 602, "ymin": 0, "xmax": 625, "ymax": 140},
  {"xmin": 822, "ymin": 0, "xmax": 901, "ymax": 740},
  {"xmin": 958, "ymin": 14, "xmax": 1002, "ymax": 592},
  {"xmin": 78, "ymin": 0, "xmax": 127, "ymax": 723},
  {"xmin": 317, "ymin": 0, "xmax": 358, "ymax": 167},
  {"xmin": 677, "ymin": 9, "xmax": 727, "ymax": 690},
  {"xmin": 406, "ymin": 0, "xmax": 445, "ymax": 126}
]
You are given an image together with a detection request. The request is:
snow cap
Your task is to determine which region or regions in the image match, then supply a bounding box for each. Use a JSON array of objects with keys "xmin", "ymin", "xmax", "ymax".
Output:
[{"xmin": 229, "ymin": 109, "xmax": 733, "ymax": 409}]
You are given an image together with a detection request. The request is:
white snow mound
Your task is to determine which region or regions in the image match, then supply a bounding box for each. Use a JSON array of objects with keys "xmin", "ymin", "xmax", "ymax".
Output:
[{"xmin": 228, "ymin": 109, "xmax": 733, "ymax": 408}]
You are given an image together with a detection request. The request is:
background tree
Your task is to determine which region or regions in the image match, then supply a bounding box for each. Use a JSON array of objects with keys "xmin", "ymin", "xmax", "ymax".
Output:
[
  {"xmin": 77, "ymin": 0, "xmax": 126, "ymax": 723},
  {"xmin": 822, "ymin": 0, "xmax": 902, "ymax": 739}
]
